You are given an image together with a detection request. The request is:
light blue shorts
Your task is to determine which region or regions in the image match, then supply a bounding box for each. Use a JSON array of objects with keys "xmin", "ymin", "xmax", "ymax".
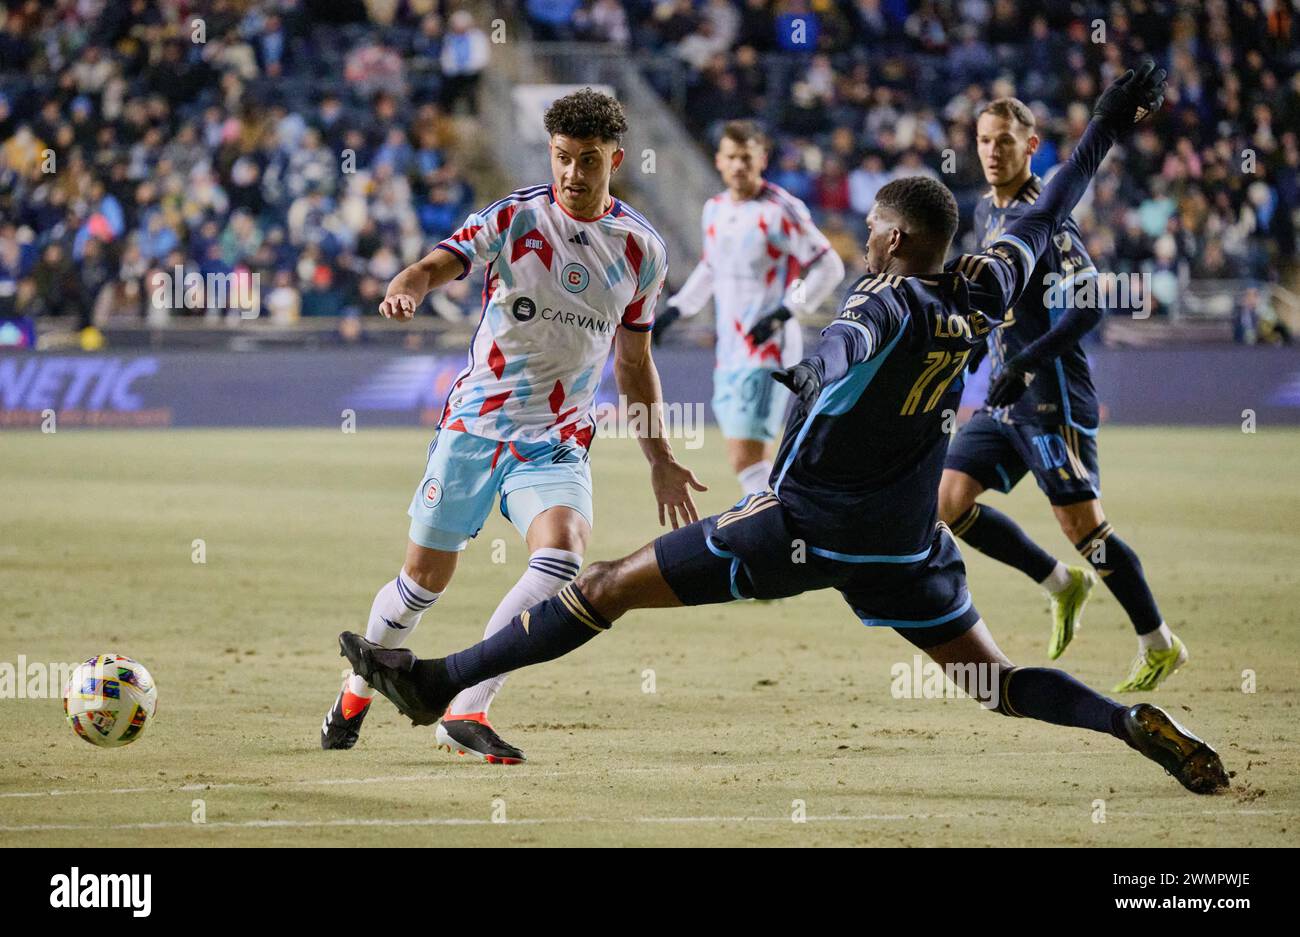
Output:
[
  {"xmin": 407, "ymin": 429, "xmax": 594, "ymax": 552},
  {"xmin": 712, "ymin": 367, "xmax": 789, "ymax": 443}
]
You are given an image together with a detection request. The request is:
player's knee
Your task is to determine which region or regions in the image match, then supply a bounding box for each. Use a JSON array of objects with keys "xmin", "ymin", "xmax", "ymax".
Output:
[
  {"xmin": 938, "ymin": 487, "xmax": 974, "ymax": 526},
  {"xmin": 1058, "ymin": 511, "xmax": 1103, "ymax": 546},
  {"xmin": 575, "ymin": 559, "xmax": 621, "ymax": 608}
]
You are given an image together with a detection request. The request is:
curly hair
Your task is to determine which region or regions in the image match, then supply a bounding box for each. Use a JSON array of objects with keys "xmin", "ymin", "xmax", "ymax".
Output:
[
  {"xmin": 543, "ymin": 87, "xmax": 629, "ymax": 144},
  {"xmin": 875, "ymin": 176, "xmax": 959, "ymax": 249}
]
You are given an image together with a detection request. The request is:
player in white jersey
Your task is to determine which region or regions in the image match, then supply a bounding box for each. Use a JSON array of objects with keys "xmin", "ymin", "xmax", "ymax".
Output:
[
  {"xmin": 321, "ymin": 89, "xmax": 706, "ymax": 762},
  {"xmin": 653, "ymin": 121, "xmax": 845, "ymax": 495}
]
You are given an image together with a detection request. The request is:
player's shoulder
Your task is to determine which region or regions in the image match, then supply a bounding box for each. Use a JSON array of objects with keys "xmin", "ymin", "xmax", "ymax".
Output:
[
  {"xmin": 838, "ymin": 272, "xmax": 908, "ymax": 316},
  {"xmin": 759, "ymin": 180, "xmax": 813, "ymax": 220},
  {"xmin": 481, "ymin": 183, "xmax": 552, "ymax": 217},
  {"xmin": 611, "ymin": 199, "xmax": 668, "ymax": 259},
  {"xmin": 1015, "ymin": 175, "xmax": 1043, "ymax": 205}
]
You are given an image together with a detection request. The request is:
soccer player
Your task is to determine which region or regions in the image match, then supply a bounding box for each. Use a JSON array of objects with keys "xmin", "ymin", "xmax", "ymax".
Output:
[
  {"xmin": 652, "ymin": 121, "xmax": 846, "ymax": 496},
  {"xmin": 340, "ymin": 64, "xmax": 1229, "ymax": 795},
  {"xmin": 939, "ymin": 96, "xmax": 1185, "ymax": 692},
  {"xmin": 320, "ymin": 89, "xmax": 706, "ymax": 762}
]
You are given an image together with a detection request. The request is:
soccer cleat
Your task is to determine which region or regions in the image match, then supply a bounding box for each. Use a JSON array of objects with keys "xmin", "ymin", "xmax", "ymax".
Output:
[
  {"xmin": 1118, "ymin": 702, "xmax": 1229, "ymax": 794},
  {"xmin": 337, "ymin": 632, "xmax": 452, "ymax": 726},
  {"xmin": 1112, "ymin": 635, "xmax": 1188, "ymax": 692},
  {"xmin": 320, "ymin": 681, "xmax": 373, "ymax": 749},
  {"xmin": 436, "ymin": 712, "xmax": 526, "ymax": 764},
  {"xmin": 1047, "ymin": 566, "xmax": 1097, "ymax": 660}
]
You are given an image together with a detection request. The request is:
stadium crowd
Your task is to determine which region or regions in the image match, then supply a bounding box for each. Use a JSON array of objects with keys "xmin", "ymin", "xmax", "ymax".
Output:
[
  {"xmin": 532, "ymin": 0, "xmax": 1299, "ymax": 325},
  {"xmin": 0, "ymin": 0, "xmax": 1296, "ymax": 341},
  {"xmin": 0, "ymin": 0, "xmax": 489, "ymax": 335}
]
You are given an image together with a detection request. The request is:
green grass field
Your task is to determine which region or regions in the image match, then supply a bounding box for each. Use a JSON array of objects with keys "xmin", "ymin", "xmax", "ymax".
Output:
[{"xmin": 1, "ymin": 426, "xmax": 1297, "ymax": 847}]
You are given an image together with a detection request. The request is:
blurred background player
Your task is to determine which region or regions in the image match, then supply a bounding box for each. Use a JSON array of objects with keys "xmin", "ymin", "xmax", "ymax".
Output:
[
  {"xmin": 652, "ymin": 120, "xmax": 845, "ymax": 496},
  {"xmin": 321, "ymin": 89, "xmax": 706, "ymax": 761},
  {"xmin": 939, "ymin": 97, "xmax": 1186, "ymax": 693}
]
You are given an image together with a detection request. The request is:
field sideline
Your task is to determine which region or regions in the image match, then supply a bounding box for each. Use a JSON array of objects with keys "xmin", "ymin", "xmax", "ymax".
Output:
[{"xmin": 1, "ymin": 426, "xmax": 1297, "ymax": 847}]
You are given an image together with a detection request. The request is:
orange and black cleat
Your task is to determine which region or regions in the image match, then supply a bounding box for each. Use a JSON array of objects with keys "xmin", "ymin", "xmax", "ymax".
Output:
[{"xmin": 436, "ymin": 712, "xmax": 526, "ymax": 765}]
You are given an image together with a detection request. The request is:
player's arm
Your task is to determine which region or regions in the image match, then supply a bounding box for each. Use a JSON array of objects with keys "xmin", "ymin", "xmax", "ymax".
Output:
[
  {"xmin": 381, "ymin": 201, "xmax": 512, "ymax": 320},
  {"xmin": 987, "ymin": 223, "xmax": 1102, "ymax": 406},
  {"xmin": 379, "ymin": 249, "xmax": 466, "ymax": 320},
  {"xmin": 615, "ymin": 245, "xmax": 708, "ymax": 529},
  {"xmin": 655, "ymin": 256, "xmax": 712, "ymax": 344},
  {"xmin": 965, "ymin": 60, "xmax": 1167, "ymax": 319},
  {"xmin": 772, "ymin": 281, "xmax": 899, "ymax": 411}
]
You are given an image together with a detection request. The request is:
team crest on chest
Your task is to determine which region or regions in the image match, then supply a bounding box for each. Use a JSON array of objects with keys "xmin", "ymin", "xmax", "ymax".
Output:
[{"xmin": 561, "ymin": 262, "xmax": 590, "ymax": 293}]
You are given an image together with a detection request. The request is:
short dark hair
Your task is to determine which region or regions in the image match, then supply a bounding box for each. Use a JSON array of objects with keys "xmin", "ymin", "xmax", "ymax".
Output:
[
  {"xmin": 978, "ymin": 96, "xmax": 1035, "ymax": 131},
  {"xmin": 719, "ymin": 119, "xmax": 769, "ymax": 153},
  {"xmin": 875, "ymin": 176, "xmax": 959, "ymax": 250},
  {"xmin": 543, "ymin": 88, "xmax": 629, "ymax": 144}
]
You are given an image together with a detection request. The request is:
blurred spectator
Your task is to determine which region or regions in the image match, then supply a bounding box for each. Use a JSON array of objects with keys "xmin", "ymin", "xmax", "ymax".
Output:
[{"xmin": 0, "ymin": 0, "xmax": 481, "ymax": 332}]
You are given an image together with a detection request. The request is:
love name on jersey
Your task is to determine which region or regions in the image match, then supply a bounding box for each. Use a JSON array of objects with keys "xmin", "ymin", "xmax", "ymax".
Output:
[{"xmin": 932, "ymin": 309, "xmax": 994, "ymax": 341}]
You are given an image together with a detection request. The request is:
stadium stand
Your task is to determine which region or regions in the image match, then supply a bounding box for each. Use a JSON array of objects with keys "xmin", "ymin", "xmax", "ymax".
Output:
[{"xmin": 1, "ymin": 1, "xmax": 1296, "ymax": 349}]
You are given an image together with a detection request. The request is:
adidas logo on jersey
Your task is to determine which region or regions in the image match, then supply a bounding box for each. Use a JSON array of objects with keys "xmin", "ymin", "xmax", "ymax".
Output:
[{"xmin": 568, "ymin": 231, "xmax": 592, "ymax": 246}]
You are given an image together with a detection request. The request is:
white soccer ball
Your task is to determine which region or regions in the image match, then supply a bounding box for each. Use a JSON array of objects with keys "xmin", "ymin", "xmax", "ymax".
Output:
[{"xmin": 62, "ymin": 654, "xmax": 158, "ymax": 748}]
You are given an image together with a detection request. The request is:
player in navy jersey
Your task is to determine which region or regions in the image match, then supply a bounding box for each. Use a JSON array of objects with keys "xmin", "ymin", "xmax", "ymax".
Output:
[
  {"xmin": 940, "ymin": 97, "xmax": 1185, "ymax": 693},
  {"xmin": 338, "ymin": 63, "xmax": 1229, "ymax": 795}
]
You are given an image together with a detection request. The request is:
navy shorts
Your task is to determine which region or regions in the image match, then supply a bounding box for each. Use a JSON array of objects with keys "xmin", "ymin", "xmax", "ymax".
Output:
[
  {"xmin": 652, "ymin": 493, "xmax": 981, "ymax": 649},
  {"xmin": 945, "ymin": 410, "xmax": 1100, "ymax": 507}
]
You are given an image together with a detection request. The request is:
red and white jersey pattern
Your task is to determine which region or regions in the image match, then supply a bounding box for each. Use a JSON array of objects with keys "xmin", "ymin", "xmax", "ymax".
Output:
[
  {"xmin": 673, "ymin": 181, "xmax": 833, "ymax": 370},
  {"xmin": 434, "ymin": 184, "xmax": 667, "ymax": 444}
]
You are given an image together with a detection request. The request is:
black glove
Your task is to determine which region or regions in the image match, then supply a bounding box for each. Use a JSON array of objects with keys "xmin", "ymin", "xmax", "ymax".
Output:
[
  {"xmin": 651, "ymin": 304, "xmax": 681, "ymax": 346},
  {"xmin": 985, "ymin": 354, "xmax": 1036, "ymax": 409},
  {"xmin": 772, "ymin": 361, "xmax": 821, "ymax": 413},
  {"xmin": 746, "ymin": 306, "xmax": 792, "ymax": 345},
  {"xmin": 1093, "ymin": 58, "xmax": 1168, "ymax": 132}
]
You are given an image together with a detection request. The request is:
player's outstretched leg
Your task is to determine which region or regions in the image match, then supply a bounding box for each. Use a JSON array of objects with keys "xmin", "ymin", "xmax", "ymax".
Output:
[
  {"xmin": 940, "ymin": 469, "xmax": 1095, "ymax": 659},
  {"xmin": 925, "ymin": 620, "xmax": 1227, "ymax": 794},
  {"xmin": 1060, "ymin": 503, "xmax": 1187, "ymax": 692},
  {"xmin": 340, "ymin": 541, "xmax": 681, "ymax": 730},
  {"xmin": 436, "ymin": 547, "xmax": 582, "ymax": 764},
  {"xmin": 322, "ymin": 542, "xmax": 453, "ymax": 748}
]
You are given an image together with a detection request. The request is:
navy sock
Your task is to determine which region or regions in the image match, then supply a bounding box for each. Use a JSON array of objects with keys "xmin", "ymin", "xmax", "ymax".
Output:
[
  {"xmin": 1074, "ymin": 522, "xmax": 1163, "ymax": 635},
  {"xmin": 441, "ymin": 585, "xmax": 610, "ymax": 689},
  {"xmin": 951, "ymin": 503, "xmax": 1058, "ymax": 583},
  {"xmin": 996, "ymin": 666, "xmax": 1127, "ymax": 738}
]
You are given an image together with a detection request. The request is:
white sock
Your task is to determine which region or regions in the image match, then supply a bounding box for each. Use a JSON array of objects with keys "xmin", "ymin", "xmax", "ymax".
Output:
[
  {"xmin": 347, "ymin": 569, "xmax": 440, "ymax": 697},
  {"xmin": 737, "ymin": 460, "xmax": 773, "ymax": 496},
  {"xmin": 1138, "ymin": 622, "xmax": 1174, "ymax": 652},
  {"xmin": 447, "ymin": 547, "xmax": 582, "ymax": 717},
  {"xmin": 1039, "ymin": 562, "xmax": 1072, "ymax": 594}
]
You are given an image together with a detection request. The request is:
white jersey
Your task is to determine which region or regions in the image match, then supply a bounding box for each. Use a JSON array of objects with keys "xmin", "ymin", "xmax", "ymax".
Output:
[
  {"xmin": 435, "ymin": 184, "xmax": 667, "ymax": 444},
  {"xmin": 669, "ymin": 181, "xmax": 841, "ymax": 371}
]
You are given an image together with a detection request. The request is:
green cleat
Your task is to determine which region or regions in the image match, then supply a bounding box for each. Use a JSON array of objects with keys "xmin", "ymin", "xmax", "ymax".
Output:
[
  {"xmin": 1113, "ymin": 635, "xmax": 1188, "ymax": 693},
  {"xmin": 1047, "ymin": 567, "xmax": 1096, "ymax": 660}
]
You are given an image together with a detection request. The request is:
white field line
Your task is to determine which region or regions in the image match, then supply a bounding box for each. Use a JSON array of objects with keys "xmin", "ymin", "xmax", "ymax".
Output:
[
  {"xmin": 0, "ymin": 751, "xmax": 1122, "ymax": 800},
  {"xmin": 0, "ymin": 814, "xmax": 954, "ymax": 833},
  {"xmin": 1, "ymin": 808, "xmax": 1293, "ymax": 834}
]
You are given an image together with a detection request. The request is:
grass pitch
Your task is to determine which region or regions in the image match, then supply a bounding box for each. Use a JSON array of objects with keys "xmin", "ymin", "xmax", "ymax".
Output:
[{"xmin": 1, "ymin": 425, "xmax": 1297, "ymax": 847}]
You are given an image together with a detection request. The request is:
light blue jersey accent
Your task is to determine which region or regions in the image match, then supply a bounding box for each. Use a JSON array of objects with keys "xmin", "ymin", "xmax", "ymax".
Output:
[
  {"xmin": 772, "ymin": 326, "xmax": 907, "ymax": 494},
  {"xmin": 858, "ymin": 593, "xmax": 972, "ymax": 629}
]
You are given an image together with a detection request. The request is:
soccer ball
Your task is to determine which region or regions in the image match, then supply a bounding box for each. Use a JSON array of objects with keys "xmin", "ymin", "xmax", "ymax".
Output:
[{"xmin": 62, "ymin": 654, "xmax": 158, "ymax": 748}]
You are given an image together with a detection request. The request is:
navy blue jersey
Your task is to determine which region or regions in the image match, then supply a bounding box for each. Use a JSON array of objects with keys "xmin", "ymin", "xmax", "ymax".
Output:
[
  {"xmin": 974, "ymin": 175, "xmax": 1100, "ymax": 429},
  {"xmin": 770, "ymin": 242, "xmax": 1032, "ymax": 560}
]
